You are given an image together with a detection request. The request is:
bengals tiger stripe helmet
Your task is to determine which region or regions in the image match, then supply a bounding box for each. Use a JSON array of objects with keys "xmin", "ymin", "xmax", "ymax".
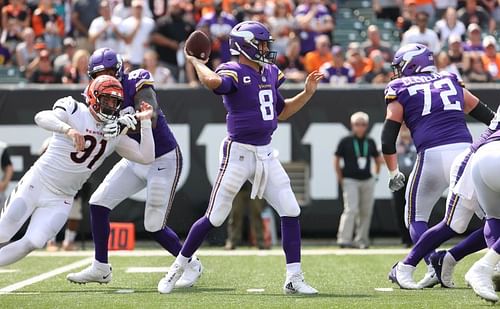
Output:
[{"xmin": 86, "ymin": 75, "xmax": 123, "ymax": 122}]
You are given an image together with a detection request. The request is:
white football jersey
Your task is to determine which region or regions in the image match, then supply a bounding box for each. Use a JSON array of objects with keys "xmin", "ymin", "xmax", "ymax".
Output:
[{"xmin": 34, "ymin": 96, "xmax": 120, "ymax": 196}]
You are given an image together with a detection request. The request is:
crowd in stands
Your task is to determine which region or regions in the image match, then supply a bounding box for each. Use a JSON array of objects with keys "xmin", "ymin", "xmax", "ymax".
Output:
[{"xmin": 0, "ymin": 0, "xmax": 500, "ymax": 85}]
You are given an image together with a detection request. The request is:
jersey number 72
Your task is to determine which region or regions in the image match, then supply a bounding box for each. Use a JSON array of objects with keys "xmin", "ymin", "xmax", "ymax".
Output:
[
  {"xmin": 70, "ymin": 135, "xmax": 107, "ymax": 169},
  {"xmin": 408, "ymin": 78, "xmax": 462, "ymax": 116}
]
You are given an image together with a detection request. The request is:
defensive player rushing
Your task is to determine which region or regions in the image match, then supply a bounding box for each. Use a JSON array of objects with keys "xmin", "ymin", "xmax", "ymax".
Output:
[
  {"xmin": 157, "ymin": 21, "xmax": 323, "ymax": 295},
  {"xmin": 381, "ymin": 43, "xmax": 495, "ymax": 289},
  {"xmin": 67, "ymin": 48, "xmax": 202, "ymax": 288},
  {"xmin": 0, "ymin": 76, "xmax": 155, "ymax": 266},
  {"xmin": 465, "ymin": 122, "xmax": 500, "ymax": 303}
]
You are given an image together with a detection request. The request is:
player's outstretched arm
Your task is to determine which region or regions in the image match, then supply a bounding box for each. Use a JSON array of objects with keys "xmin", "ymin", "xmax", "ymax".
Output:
[
  {"xmin": 34, "ymin": 109, "xmax": 85, "ymax": 151},
  {"xmin": 134, "ymin": 87, "xmax": 159, "ymax": 127},
  {"xmin": 381, "ymin": 102, "xmax": 406, "ymax": 192},
  {"xmin": 278, "ymin": 71, "xmax": 323, "ymax": 120},
  {"xmin": 463, "ymin": 89, "xmax": 495, "ymax": 125},
  {"xmin": 184, "ymin": 48, "xmax": 222, "ymax": 90},
  {"xmin": 115, "ymin": 102, "xmax": 155, "ymax": 164}
]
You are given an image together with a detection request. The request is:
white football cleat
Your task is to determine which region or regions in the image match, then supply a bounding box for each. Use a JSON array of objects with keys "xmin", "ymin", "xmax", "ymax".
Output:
[
  {"xmin": 465, "ymin": 261, "xmax": 499, "ymax": 304},
  {"xmin": 175, "ymin": 256, "xmax": 203, "ymax": 288},
  {"xmin": 66, "ymin": 260, "xmax": 112, "ymax": 284},
  {"xmin": 158, "ymin": 262, "xmax": 184, "ymax": 294},
  {"xmin": 492, "ymin": 263, "xmax": 500, "ymax": 292},
  {"xmin": 388, "ymin": 262, "xmax": 422, "ymax": 289},
  {"xmin": 283, "ymin": 272, "xmax": 318, "ymax": 295},
  {"xmin": 417, "ymin": 264, "xmax": 439, "ymax": 288},
  {"xmin": 430, "ymin": 250, "xmax": 456, "ymax": 288}
]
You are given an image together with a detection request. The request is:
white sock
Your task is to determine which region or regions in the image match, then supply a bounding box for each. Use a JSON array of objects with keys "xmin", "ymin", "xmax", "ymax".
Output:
[
  {"xmin": 286, "ymin": 262, "xmax": 301, "ymax": 276},
  {"xmin": 63, "ymin": 229, "xmax": 77, "ymax": 246},
  {"xmin": 175, "ymin": 254, "xmax": 190, "ymax": 267},
  {"xmin": 444, "ymin": 251, "xmax": 457, "ymax": 265},
  {"xmin": 480, "ymin": 249, "xmax": 500, "ymax": 268}
]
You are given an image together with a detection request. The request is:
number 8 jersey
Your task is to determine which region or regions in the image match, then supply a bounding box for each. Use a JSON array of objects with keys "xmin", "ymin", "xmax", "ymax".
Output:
[
  {"xmin": 384, "ymin": 71, "xmax": 472, "ymax": 152},
  {"xmin": 214, "ymin": 61, "xmax": 286, "ymax": 146},
  {"xmin": 35, "ymin": 96, "xmax": 121, "ymax": 196}
]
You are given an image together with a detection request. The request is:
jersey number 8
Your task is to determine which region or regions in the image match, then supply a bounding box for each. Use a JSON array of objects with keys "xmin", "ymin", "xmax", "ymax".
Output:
[
  {"xmin": 408, "ymin": 78, "xmax": 462, "ymax": 116},
  {"xmin": 70, "ymin": 135, "xmax": 107, "ymax": 169},
  {"xmin": 258, "ymin": 89, "xmax": 274, "ymax": 121}
]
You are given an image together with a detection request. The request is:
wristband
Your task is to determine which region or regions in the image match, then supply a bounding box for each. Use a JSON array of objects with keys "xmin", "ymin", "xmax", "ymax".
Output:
[
  {"xmin": 141, "ymin": 119, "xmax": 152, "ymax": 129},
  {"xmin": 389, "ymin": 168, "xmax": 400, "ymax": 178}
]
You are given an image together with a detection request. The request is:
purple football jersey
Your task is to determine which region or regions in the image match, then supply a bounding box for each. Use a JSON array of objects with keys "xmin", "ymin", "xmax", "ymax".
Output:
[
  {"xmin": 197, "ymin": 12, "xmax": 237, "ymax": 63},
  {"xmin": 122, "ymin": 69, "xmax": 177, "ymax": 157},
  {"xmin": 385, "ymin": 71, "xmax": 472, "ymax": 152},
  {"xmin": 213, "ymin": 61, "xmax": 286, "ymax": 146}
]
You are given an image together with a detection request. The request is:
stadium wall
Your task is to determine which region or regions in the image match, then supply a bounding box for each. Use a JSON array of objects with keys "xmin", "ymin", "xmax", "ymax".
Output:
[{"xmin": 0, "ymin": 85, "xmax": 496, "ymax": 242}]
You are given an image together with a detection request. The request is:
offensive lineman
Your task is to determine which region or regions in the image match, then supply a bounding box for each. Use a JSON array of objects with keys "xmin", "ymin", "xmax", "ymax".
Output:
[
  {"xmin": 67, "ymin": 48, "xmax": 202, "ymax": 287},
  {"xmin": 157, "ymin": 21, "xmax": 323, "ymax": 295},
  {"xmin": 381, "ymin": 43, "xmax": 495, "ymax": 289},
  {"xmin": 0, "ymin": 76, "xmax": 155, "ymax": 266}
]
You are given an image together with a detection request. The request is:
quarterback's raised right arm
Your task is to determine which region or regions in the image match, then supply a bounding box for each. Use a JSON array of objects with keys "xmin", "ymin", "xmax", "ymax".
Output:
[{"xmin": 184, "ymin": 49, "xmax": 222, "ymax": 90}]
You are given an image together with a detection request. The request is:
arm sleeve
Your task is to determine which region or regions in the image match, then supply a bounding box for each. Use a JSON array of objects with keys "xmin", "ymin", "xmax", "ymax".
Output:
[
  {"xmin": 1, "ymin": 150, "xmax": 11, "ymax": 169},
  {"xmin": 115, "ymin": 119, "xmax": 155, "ymax": 164},
  {"xmin": 213, "ymin": 65, "xmax": 238, "ymax": 95},
  {"xmin": 134, "ymin": 87, "xmax": 159, "ymax": 126},
  {"xmin": 34, "ymin": 97, "xmax": 75, "ymax": 133}
]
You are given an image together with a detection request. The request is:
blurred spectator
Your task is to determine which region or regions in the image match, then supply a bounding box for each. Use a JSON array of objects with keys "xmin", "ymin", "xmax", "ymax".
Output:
[
  {"xmin": 267, "ymin": 1, "xmax": 294, "ymax": 56},
  {"xmin": 401, "ymin": 11, "xmax": 441, "ymax": 54},
  {"xmin": 43, "ymin": 20, "xmax": 63, "ymax": 54},
  {"xmin": 413, "ymin": 0, "xmax": 435, "ymax": 23},
  {"xmin": 32, "ymin": 0, "xmax": 65, "ymax": 39},
  {"xmin": 392, "ymin": 125, "xmax": 414, "ymax": 247},
  {"xmin": 303, "ymin": 34, "xmax": 333, "ymax": 74},
  {"xmin": 436, "ymin": 51, "xmax": 462, "ymax": 79},
  {"xmin": 1, "ymin": 0, "xmax": 31, "ymax": 52},
  {"xmin": 463, "ymin": 52, "xmax": 492, "ymax": 82},
  {"xmin": 481, "ymin": 35, "xmax": 500, "ymax": 81},
  {"xmin": 150, "ymin": 0, "xmax": 195, "ymax": 82},
  {"xmin": 62, "ymin": 49, "xmax": 90, "ymax": 84},
  {"xmin": 0, "ymin": 141, "xmax": 13, "ymax": 210},
  {"xmin": 0, "ymin": 43, "xmax": 11, "ymax": 65},
  {"xmin": 118, "ymin": 0, "xmax": 154, "ymax": 70},
  {"xmin": 447, "ymin": 35, "xmax": 465, "ymax": 72},
  {"xmin": 54, "ymin": 37, "xmax": 77, "ymax": 73},
  {"xmin": 113, "ymin": 0, "xmax": 153, "ymax": 19},
  {"xmin": 360, "ymin": 25, "xmax": 393, "ymax": 63},
  {"xmin": 143, "ymin": 49, "xmax": 174, "ymax": 85},
  {"xmin": 320, "ymin": 46, "xmax": 355, "ymax": 85},
  {"xmin": 294, "ymin": 0, "xmax": 334, "ymax": 55},
  {"xmin": 28, "ymin": 48, "xmax": 61, "ymax": 83},
  {"xmin": 373, "ymin": 0, "xmax": 401, "ymax": 22},
  {"xmin": 89, "ymin": 0, "xmax": 124, "ymax": 53},
  {"xmin": 15, "ymin": 27, "xmax": 37, "ymax": 72},
  {"xmin": 361, "ymin": 50, "xmax": 390, "ymax": 84},
  {"xmin": 276, "ymin": 36, "xmax": 306, "ymax": 83},
  {"xmin": 346, "ymin": 43, "xmax": 371, "ymax": 80},
  {"xmin": 148, "ymin": 0, "xmax": 168, "ymax": 20},
  {"xmin": 335, "ymin": 112, "xmax": 382, "ymax": 249},
  {"xmin": 71, "ymin": 0, "xmax": 99, "ymax": 51},
  {"xmin": 396, "ymin": 0, "xmax": 417, "ymax": 35},
  {"xmin": 463, "ymin": 23, "xmax": 484, "ymax": 52},
  {"xmin": 457, "ymin": 0, "xmax": 492, "ymax": 31},
  {"xmin": 434, "ymin": 0, "xmax": 457, "ymax": 21},
  {"xmin": 225, "ymin": 182, "xmax": 268, "ymax": 250},
  {"xmin": 197, "ymin": 2, "xmax": 236, "ymax": 68},
  {"xmin": 434, "ymin": 7, "xmax": 466, "ymax": 46}
]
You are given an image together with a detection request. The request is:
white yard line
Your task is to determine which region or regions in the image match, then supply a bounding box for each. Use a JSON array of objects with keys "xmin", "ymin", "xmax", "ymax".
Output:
[
  {"xmin": 126, "ymin": 267, "xmax": 169, "ymax": 273},
  {"xmin": 0, "ymin": 257, "xmax": 92, "ymax": 294},
  {"xmin": 28, "ymin": 248, "xmax": 417, "ymax": 258}
]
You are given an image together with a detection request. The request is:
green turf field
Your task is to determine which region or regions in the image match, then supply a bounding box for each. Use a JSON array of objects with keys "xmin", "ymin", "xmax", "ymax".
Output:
[{"xmin": 0, "ymin": 248, "xmax": 491, "ymax": 308}]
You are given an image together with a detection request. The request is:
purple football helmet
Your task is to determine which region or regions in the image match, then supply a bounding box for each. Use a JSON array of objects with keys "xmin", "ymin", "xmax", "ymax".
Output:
[
  {"xmin": 391, "ymin": 43, "xmax": 436, "ymax": 78},
  {"xmin": 229, "ymin": 21, "xmax": 277, "ymax": 65},
  {"xmin": 88, "ymin": 48, "xmax": 124, "ymax": 80}
]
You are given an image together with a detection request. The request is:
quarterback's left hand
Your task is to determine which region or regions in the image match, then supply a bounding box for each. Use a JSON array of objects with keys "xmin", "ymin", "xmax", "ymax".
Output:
[
  {"xmin": 304, "ymin": 71, "xmax": 324, "ymax": 95},
  {"xmin": 103, "ymin": 121, "xmax": 121, "ymax": 140}
]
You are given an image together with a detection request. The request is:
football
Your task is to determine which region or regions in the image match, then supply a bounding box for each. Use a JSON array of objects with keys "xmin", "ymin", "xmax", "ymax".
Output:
[{"xmin": 185, "ymin": 30, "xmax": 212, "ymax": 61}]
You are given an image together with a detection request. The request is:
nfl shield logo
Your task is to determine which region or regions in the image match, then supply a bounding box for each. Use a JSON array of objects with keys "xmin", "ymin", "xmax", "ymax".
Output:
[{"xmin": 262, "ymin": 76, "xmax": 266, "ymax": 82}]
